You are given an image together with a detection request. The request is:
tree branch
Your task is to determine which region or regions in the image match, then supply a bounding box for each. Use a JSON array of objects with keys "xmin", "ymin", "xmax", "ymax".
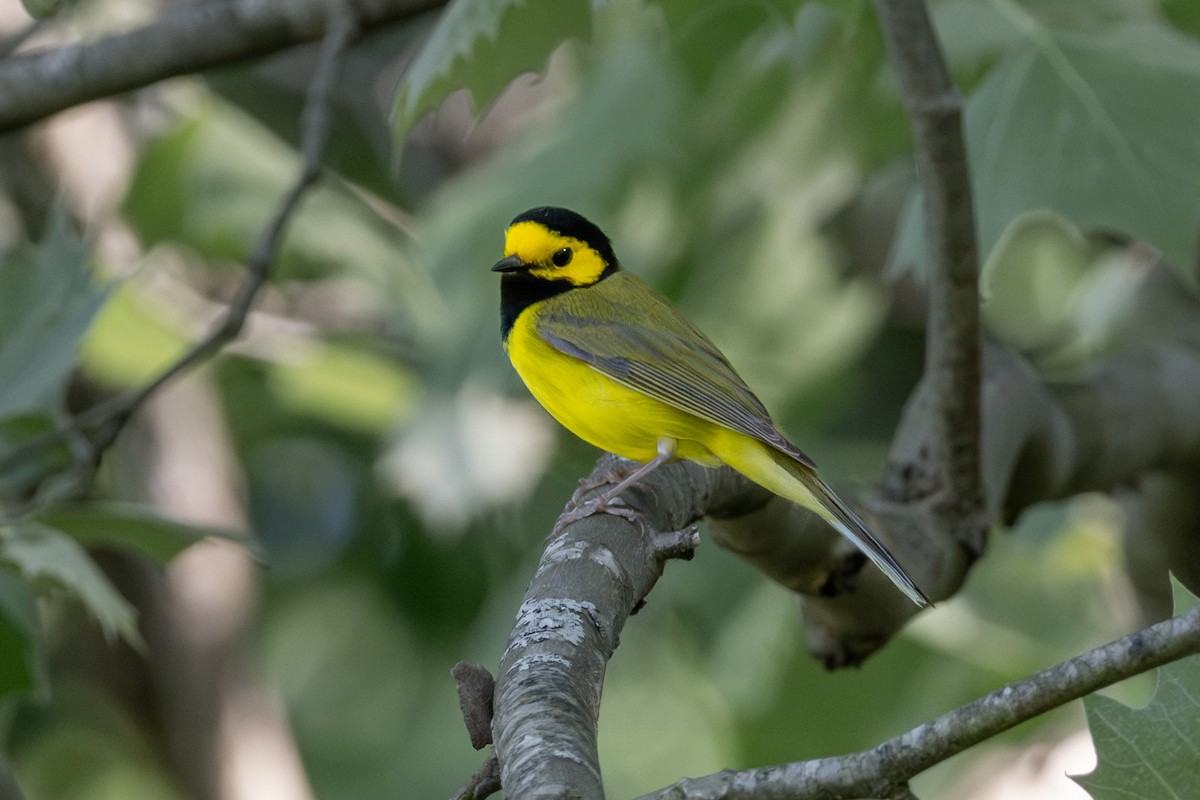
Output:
[
  {"xmin": 780, "ymin": 317, "xmax": 1200, "ymax": 666},
  {"xmin": 870, "ymin": 0, "xmax": 984, "ymax": 543},
  {"xmin": 490, "ymin": 456, "xmax": 765, "ymax": 800},
  {"xmin": 757, "ymin": 0, "xmax": 983, "ymax": 666},
  {"xmin": 0, "ymin": 2, "xmax": 361, "ymax": 515},
  {"xmin": 639, "ymin": 603, "xmax": 1200, "ymax": 800},
  {"xmin": 0, "ymin": 0, "xmax": 446, "ymax": 133},
  {"xmin": 485, "ymin": 267, "xmax": 1200, "ymax": 792},
  {"xmin": 669, "ymin": 0, "xmax": 989, "ymax": 669}
]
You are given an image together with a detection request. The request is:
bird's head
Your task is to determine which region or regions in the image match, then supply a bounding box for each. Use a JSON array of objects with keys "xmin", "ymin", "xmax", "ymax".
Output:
[{"xmin": 491, "ymin": 207, "xmax": 619, "ymax": 287}]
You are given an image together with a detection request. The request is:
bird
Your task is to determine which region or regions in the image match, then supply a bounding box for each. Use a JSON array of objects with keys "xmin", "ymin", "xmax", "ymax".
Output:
[{"xmin": 492, "ymin": 206, "xmax": 929, "ymax": 607}]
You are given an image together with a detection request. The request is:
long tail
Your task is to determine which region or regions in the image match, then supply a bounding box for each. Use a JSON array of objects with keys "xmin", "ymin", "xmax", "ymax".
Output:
[
  {"xmin": 719, "ymin": 438, "xmax": 930, "ymax": 607},
  {"xmin": 801, "ymin": 468, "xmax": 930, "ymax": 607}
]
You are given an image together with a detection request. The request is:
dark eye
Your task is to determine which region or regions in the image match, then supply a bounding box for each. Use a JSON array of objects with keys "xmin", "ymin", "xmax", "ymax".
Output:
[{"xmin": 551, "ymin": 247, "xmax": 573, "ymax": 267}]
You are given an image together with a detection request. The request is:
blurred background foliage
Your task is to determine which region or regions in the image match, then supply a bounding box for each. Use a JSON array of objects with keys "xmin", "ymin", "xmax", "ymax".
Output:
[{"xmin": 0, "ymin": 0, "xmax": 1197, "ymax": 798}]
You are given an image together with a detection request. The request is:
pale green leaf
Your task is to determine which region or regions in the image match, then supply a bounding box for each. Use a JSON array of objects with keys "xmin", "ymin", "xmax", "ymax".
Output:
[
  {"xmin": 79, "ymin": 281, "xmax": 192, "ymax": 389},
  {"xmin": 980, "ymin": 211, "xmax": 1161, "ymax": 374},
  {"xmin": 1172, "ymin": 575, "xmax": 1200, "ymax": 614},
  {"xmin": 391, "ymin": 0, "xmax": 591, "ymax": 144},
  {"xmin": 0, "ymin": 206, "xmax": 109, "ymax": 417},
  {"xmin": 1074, "ymin": 578, "xmax": 1200, "ymax": 800},
  {"xmin": 980, "ymin": 211, "xmax": 1092, "ymax": 354},
  {"xmin": 0, "ymin": 521, "xmax": 140, "ymax": 646},
  {"xmin": 266, "ymin": 340, "xmax": 416, "ymax": 435},
  {"xmin": 891, "ymin": 20, "xmax": 1200, "ymax": 283}
]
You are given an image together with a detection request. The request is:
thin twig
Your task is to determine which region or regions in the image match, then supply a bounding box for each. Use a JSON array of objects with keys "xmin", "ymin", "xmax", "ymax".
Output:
[
  {"xmin": 871, "ymin": 0, "xmax": 985, "ymax": 542},
  {"xmin": 640, "ymin": 604, "xmax": 1200, "ymax": 799},
  {"xmin": 0, "ymin": 5, "xmax": 361, "ymax": 515},
  {"xmin": 0, "ymin": 0, "xmax": 446, "ymax": 133},
  {"xmin": 790, "ymin": 0, "xmax": 989, "ymax": 664}
]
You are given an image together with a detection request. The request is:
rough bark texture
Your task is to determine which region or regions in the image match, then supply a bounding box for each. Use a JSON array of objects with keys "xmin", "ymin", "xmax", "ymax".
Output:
[{"xmin": 491, "ymin": 458, "xmax": 745, "ymax": 799}]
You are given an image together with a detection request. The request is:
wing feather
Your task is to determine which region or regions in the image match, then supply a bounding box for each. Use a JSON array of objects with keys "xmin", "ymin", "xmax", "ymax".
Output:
[{"xmin": 535, "ymin": 272, "xmax": 816, "ymax": 469}]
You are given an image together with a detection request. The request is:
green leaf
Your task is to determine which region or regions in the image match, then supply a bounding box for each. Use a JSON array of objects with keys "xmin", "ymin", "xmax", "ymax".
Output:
[
  {"xmin": 656, "ymin": 0, "xmax": 812, "ymax": 90},
  {"xmin": 122, "ymin": 105, "xmax": 437, "ymax": 308},
  {"xmin": 892, "ymin": 19, "xmax": 1200, "ymax": 283},
  {"xmin": 204, "ymin": 21, "xmax": 425, "ymax": 206},
  {"xmin": 266, "ymin": 340, "xmax": 416, "ymax": 435},
  {"xmin": 391, "ymin": 0, "xmax": 592, "ymax": 144},
  {"xmin": 0, "ymin": 566, "xmax": 42, "ymax": 697},
  {"xmin": 1171, "ymin": 575, "xmax": 1200, "ymax": 615},
  {"xmin": 37, "ymin": 502, "xmax": 255, "ymax": 565},
  {"xmin": 0, "ymin": 521, "xmax": 140, "ymax": 646},
  {"xmin": 123, "ymin": 112, "xmax": 293, "ymax": 268},
  {"xmin": 0, "ymin": 206, "xmax": 109, "ymax": 417},
  {"xmin": 1162, "ymin": 0, "xmax": 1200, "ymax": 40},
  {"xmin": 0, "ymin": 414, "xmax": 72, "ymax": 503},
  {"xmin": 1074, "ymin": 578, "xmax": 1200, "ymax": 800}
]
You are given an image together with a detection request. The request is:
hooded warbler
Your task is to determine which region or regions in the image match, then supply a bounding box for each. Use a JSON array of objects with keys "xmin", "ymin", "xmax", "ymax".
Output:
[{"xmin": 493, "ymin": 206, "xmax": 928, "ymax": 607}]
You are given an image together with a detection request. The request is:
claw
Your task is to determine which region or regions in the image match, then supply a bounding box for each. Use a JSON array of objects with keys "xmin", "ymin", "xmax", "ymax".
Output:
[
  {"xmin": 547, "ymin": 495, "xmax": 640, "ymax": 541},
  {"xmin": 568, "ymin": 461, "xmax": 640, "ymax": 507},
  {"xmin": 548, "ymin": 438, "xmax": 679, "ymax": 542}
]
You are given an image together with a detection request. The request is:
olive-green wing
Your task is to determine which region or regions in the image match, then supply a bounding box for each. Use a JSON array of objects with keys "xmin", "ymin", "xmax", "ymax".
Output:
[{"xmin": 535, "ymin": 272, "xmax": 816, "ymax": 469}]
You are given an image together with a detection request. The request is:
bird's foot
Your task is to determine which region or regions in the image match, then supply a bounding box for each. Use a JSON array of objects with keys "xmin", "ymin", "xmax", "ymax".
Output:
[
  {"xmin": 551, "ymin": 442, "xmax": 678, "ymax": 542},
  {"xmin": 567, "ymin": 460, "xmax": 641, "ymax": 507},
  {"xmin": 547, "ymin": 495, "xmax": 640, "ymax": 541}
]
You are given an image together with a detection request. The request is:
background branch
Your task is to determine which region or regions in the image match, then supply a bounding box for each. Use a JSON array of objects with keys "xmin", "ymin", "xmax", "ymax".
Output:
[
  {"xmin": 872, "ymin": 0, "xmax": 984, "ymax": 543},
  {"xmin": 761, "ymin": 287, "xmax": 1200, "ymax": 666},
  {"xmin": 0, "ymin": 0, "xmax": 445, "ymax": 133},
  {"xmin": 1121, "ymin": 467, "xmax": 1200, "ymax": 620},
  {"xmin": 639, "ymin": 602, "xmax": 1200, "ymax": 799},
  {"xmin": 692, "ymin": 0, "xmax": 988, "ymax": 667}
]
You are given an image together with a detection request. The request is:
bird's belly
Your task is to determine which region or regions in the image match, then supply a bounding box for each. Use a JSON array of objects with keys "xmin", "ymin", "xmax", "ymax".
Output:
[{"xmin": 507, "ymin": 320, "xmax": 721, "ymax": 465}]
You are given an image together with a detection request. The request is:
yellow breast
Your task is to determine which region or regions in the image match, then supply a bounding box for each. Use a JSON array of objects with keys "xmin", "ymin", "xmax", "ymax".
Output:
[{"xmin": 506, "ymin": 307, "xmax": 725, "ymax": 466}]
